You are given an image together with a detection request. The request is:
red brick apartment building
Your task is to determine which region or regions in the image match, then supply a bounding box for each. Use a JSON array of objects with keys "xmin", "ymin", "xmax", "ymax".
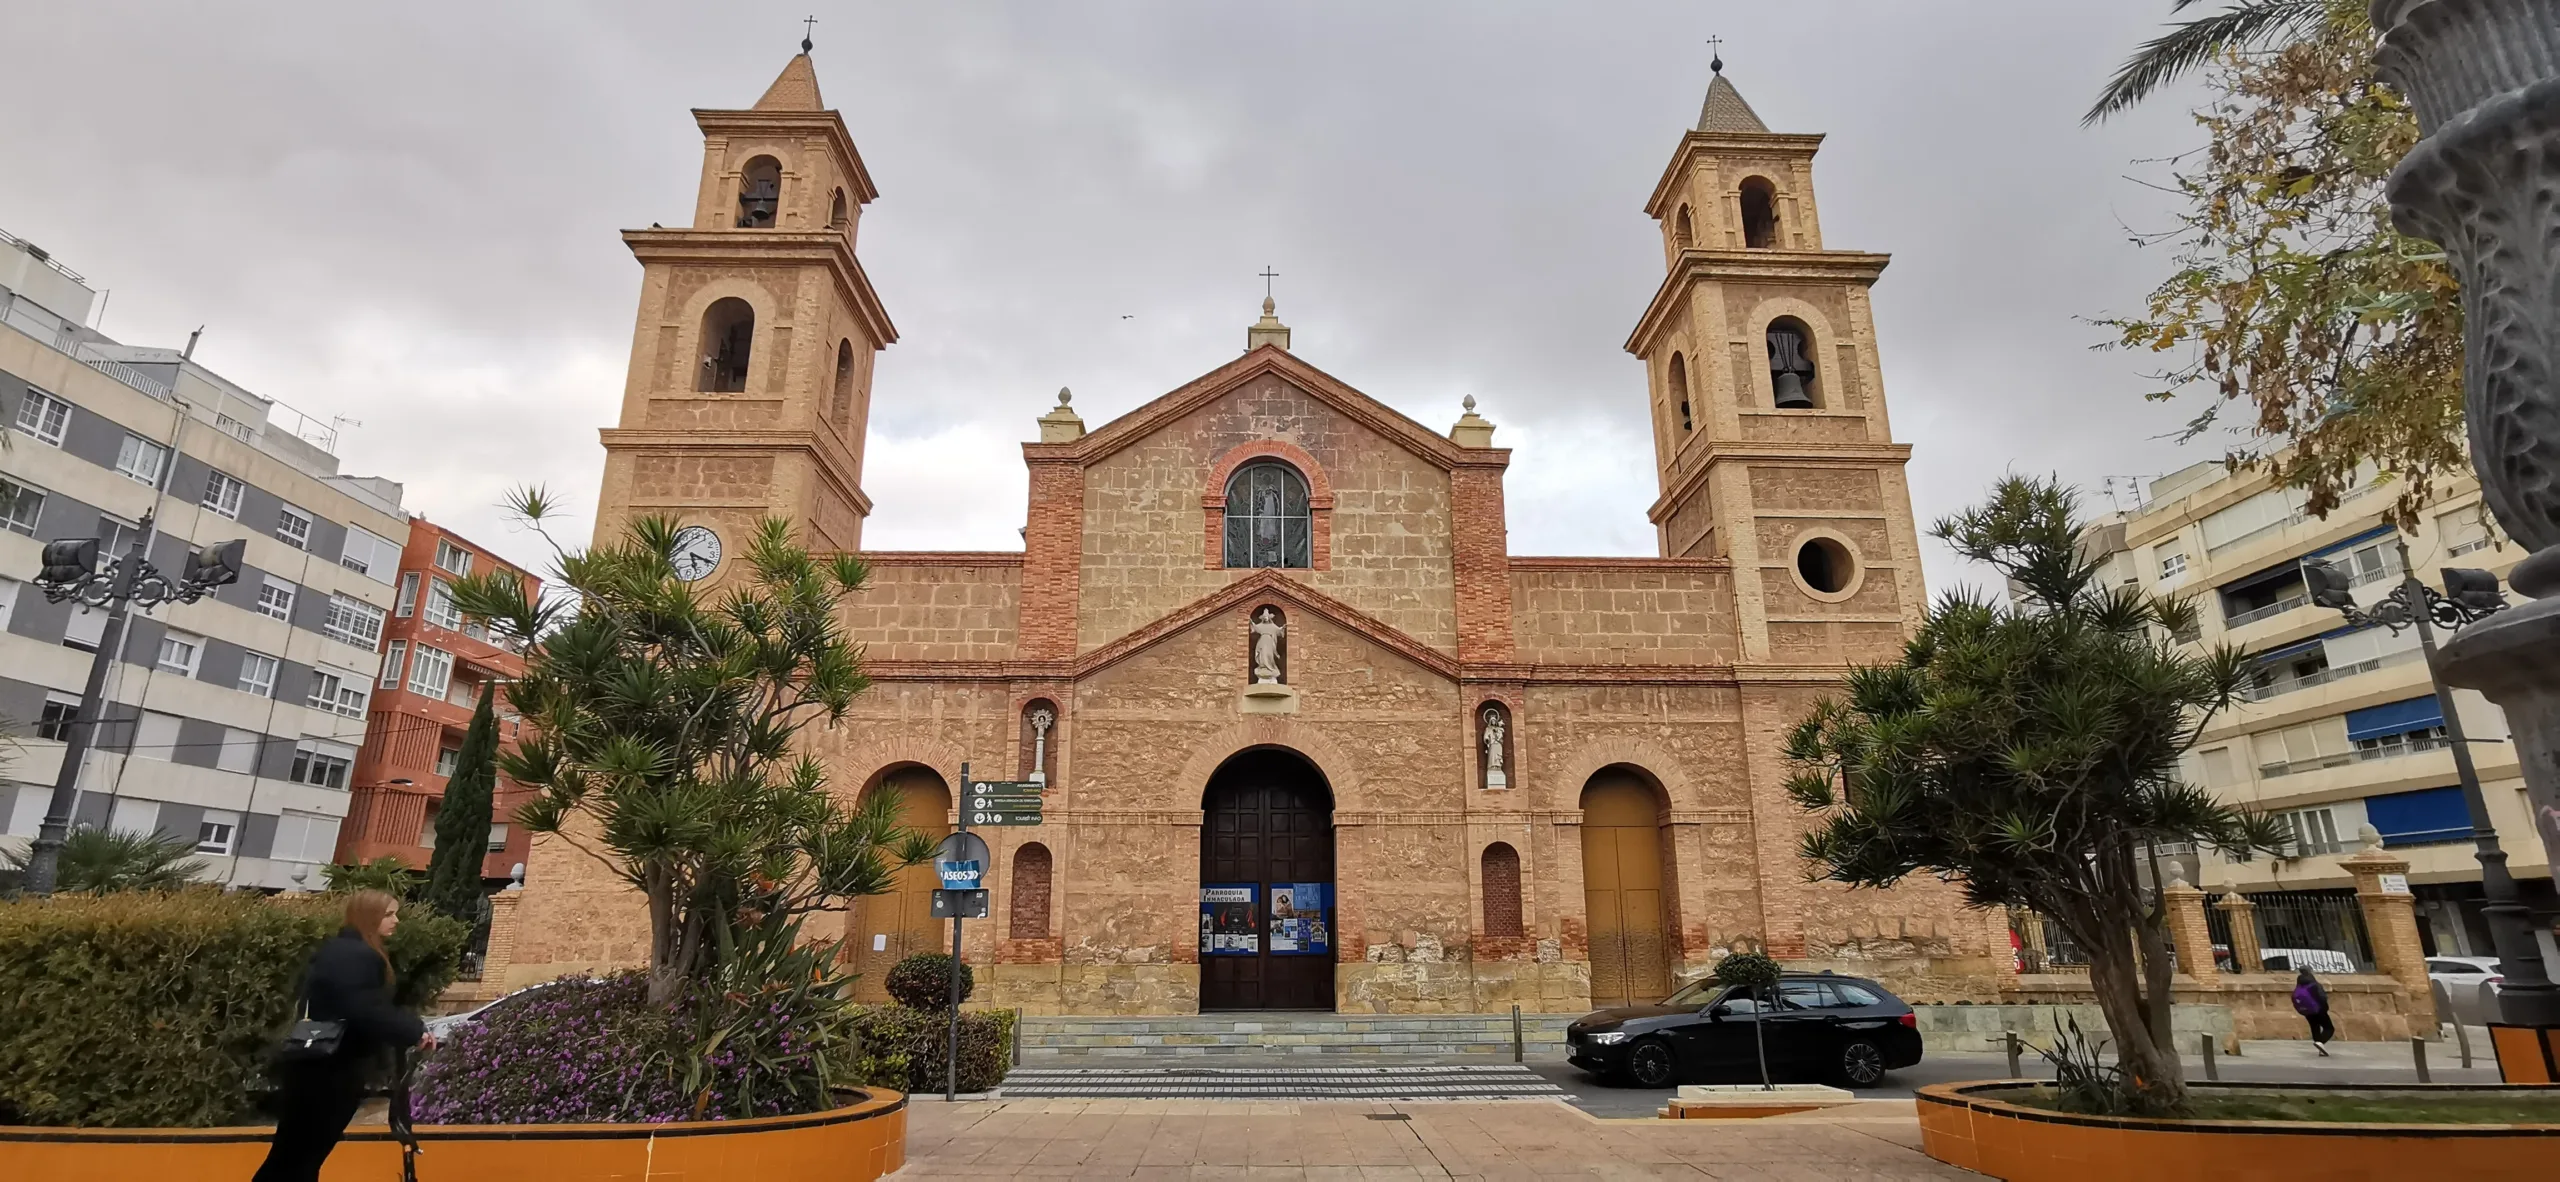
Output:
[{"xmin": 337, "ymin": 520, "xmax": 538, "ymax": 881}]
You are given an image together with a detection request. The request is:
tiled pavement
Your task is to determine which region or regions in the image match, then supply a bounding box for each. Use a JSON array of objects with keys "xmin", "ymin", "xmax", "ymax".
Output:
[{"xmin": 893, "ymin": 1097, "xmax": 1976, "ymax": 1179}]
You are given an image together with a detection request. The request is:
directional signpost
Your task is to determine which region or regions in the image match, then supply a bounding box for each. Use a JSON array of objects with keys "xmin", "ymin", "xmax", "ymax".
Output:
[
  {"xmin": 936, "ymin": 768, "xmax": 1048, "ymax": 1099},
  {"xmin": 964, "ymin": 779, "xmax": 1046, "ymax": 827}
]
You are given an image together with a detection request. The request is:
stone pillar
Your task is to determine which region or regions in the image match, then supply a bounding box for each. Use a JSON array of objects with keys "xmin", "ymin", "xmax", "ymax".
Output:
[
  {"xmin": 2217, "ymin": 893, "xmax": 2264, "ymax": 973},
  {"xmin": 2163, "ymin": 879, "xmax": 2218, "ymax": 986},
  {"xmin": 2016, "ymin": 909, "xmax": 2050, "ymax": 973},
  {"xmin": 483, "ymin": 888, "xmax": 523, "ymax": 988},
  {"xmin": 2341, "ymin": 844, "xmax": 2435, "ymax": 1030}
]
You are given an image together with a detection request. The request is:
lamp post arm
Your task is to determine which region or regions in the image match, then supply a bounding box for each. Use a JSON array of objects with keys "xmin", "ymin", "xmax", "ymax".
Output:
[{"xmin": 21, "ymin": 511, "xmax": 156, "ymax": 896}]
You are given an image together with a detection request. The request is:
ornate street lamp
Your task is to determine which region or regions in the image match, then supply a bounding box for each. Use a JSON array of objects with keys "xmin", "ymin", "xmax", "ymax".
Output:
[
  {"xmin": 17, "ymin": 510, "xmax": 243, "ymax": 896},
  {"xmin": 2369, "ymin": 0, "xmax": 2560, "ymax": 1026}
]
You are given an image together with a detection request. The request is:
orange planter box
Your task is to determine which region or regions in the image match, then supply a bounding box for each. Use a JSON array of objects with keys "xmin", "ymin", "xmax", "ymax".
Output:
[
  {"xmin": 1917, "ymin": 1081, "xmax": 2560, "ymax": 1182},
  {"xmin": 0, "ymin": 1087, "xmax": 905, "ymax": 1182}
]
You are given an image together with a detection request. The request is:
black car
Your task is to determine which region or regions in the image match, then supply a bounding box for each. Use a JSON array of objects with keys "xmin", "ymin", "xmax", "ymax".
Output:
[{"xmin": 1565, "ymin": 971, "xmax": 1923, "ymax": 1088}]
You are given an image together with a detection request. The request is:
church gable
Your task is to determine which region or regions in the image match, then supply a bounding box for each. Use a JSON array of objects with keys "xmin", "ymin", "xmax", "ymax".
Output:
[{"xmin": 1068, "ymin": 353, "xmax": 1466, "ymax": 655}]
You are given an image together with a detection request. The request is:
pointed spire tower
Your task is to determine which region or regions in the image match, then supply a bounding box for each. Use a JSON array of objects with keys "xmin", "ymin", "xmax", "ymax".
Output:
[
  {"xmin": 595, "ymin": 40, "xmax": 897, "ymax": 556},
  {"xmin": 1623, "ymin": 53, "xmax": 1924, "ymax": 661}
]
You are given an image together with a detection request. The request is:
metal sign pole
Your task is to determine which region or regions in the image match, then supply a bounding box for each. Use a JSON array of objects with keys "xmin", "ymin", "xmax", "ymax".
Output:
[{"xmin": 947, "ymin": 760, "xmax": 967, "ymax": 1103}]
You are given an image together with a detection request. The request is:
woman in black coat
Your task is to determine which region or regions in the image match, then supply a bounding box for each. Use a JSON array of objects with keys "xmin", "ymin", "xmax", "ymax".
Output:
[{"xmin": 254, "ymin": 889, "xmax": 434, "ymax": 1182}]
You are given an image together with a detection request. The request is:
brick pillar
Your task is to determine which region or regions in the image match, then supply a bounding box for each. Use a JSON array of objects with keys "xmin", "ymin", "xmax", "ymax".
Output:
[
  {"xmin": 2164, "ymin": 878, "xmax": 2218, "ymax": 986},
  {"xmin": 483, "ymin": 889, "xmax": 523, "ymax": 988},
  {"xmin": 1447, "ymin": 463, "xmax": 1516, "ymax": 664},
  {"xmin": 1015, "ymin": 453, "xmax": 1084, "ymax": 661},
  {"xmin": 2341, "ymin": 844, "xmax": 2435, "ymax": 1030},
  {"xmin": 2217, "ymin": 893, "xmax": 2264, "ymax": 973}
]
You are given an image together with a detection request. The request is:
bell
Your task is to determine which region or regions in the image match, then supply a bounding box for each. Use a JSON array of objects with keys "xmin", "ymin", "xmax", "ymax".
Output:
[{"xmin": 1772, "ymin": 372, "xmax": 1813, "ymax": 409}]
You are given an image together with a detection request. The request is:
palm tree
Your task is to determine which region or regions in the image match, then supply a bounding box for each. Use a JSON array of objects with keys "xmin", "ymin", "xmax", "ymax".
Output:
[
  {"xmin": 3, "ymin": 827, "xmax": 204, "ymax": 893},
  {"xmin": 2084, "ymin": 0, "xmax": 2335, "ymax": 124}
]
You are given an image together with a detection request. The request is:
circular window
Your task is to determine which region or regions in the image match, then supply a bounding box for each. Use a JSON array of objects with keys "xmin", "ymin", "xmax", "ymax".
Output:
[{"xmin": 1795, "ymin": 536, "xmax": 1856, "ymax": 596}]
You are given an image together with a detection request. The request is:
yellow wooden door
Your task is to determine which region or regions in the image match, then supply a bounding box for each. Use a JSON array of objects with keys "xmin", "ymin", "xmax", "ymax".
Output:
[
  {"xmin": 849, "ymin": 768, "xmax": 952, "ymax": 1003},
  {"xmin": 1581, "ymin": 772, "xmax": 1669, "ymax": 1007}
]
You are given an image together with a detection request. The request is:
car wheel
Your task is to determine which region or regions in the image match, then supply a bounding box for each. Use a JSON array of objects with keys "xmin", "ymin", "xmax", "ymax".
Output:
[
  {"xmin": 1836, "ymin": 1039, "xmax": 1887, "ymax": 1088},
  {"xmin": 1624, "ymin": 1038, "xmax": 1678, "ymax": 1089}
]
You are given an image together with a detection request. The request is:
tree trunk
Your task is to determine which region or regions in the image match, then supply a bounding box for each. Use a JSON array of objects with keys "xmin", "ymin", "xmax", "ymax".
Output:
[{"xmin": 2085, "ymin": 927, "xmax": 2187, "ymax": 1106}]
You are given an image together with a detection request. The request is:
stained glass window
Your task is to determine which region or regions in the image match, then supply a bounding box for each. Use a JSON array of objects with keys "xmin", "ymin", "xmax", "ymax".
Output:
[{"xmin": 1222, "ymin": 462, "xmax": 1311, "ymax": 569}]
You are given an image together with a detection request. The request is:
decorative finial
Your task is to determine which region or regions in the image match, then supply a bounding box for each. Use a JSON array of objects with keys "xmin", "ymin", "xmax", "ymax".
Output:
[
  {"xmin": 801, "ymin": 14, "xmax": 817, "ymax": 53},
  {"xmin": 1057, "ymin": 386, "xmax": 1073, "ymax": 407},
  {"xmin": 1262, "ymin": 295, "xmax": 1276, "ymax": 315},
  {"xmin": 1463, "ymin": 395, "xmax": 1477, "ymax": 412},
  {"xmin": 1707, "ymin": 34, "xmax": 1723, "ymax": 74}
]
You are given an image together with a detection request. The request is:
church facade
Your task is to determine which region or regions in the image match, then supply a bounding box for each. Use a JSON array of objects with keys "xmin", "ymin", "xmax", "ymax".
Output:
[{"xmin": 506, "ymin": 52, "xmax": 2009, "ymax": 1014}]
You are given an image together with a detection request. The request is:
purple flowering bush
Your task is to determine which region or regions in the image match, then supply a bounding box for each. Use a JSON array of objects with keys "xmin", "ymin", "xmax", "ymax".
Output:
[{"xmin": 414, "ymin": 969, "xmax": 850, "ymax": 1124}]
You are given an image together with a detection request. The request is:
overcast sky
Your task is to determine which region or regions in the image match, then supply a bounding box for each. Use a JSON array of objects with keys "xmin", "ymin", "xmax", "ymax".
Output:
[{"xmin": 1, "ymin": 1, "xmax": 2222, "ymax": 596}]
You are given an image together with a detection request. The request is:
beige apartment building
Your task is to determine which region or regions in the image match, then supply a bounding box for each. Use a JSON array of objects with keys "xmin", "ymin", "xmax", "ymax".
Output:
[{"xmin": 2083, "ymin": 460, "xmax": 2559, "ymax": 969}]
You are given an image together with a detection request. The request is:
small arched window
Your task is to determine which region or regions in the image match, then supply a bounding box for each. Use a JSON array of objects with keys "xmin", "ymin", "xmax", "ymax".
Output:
[
  {"xmin": 1010, "ymin": 842, "xmax": 1053, "ymax": 940},
  {"xmin": 1740, "ymin": 177, "xmax": 1780, "ymax": 249},
  {"xmin": 1222, "ymin": 462, "xmax": 1312, "ymax": 569},
  {"xmin": 1674, "ymin": 204, "xmax": 1695, "ymax": 250},
  {"xmin": 828, "ymin": 187, "xmax": 849, "ymax": 230},
  {"xmin": 699, "ymin": 298, "xmax": 755, "ymax": 393},
  {"xmin": 1767, "ymin": 317, "xmax": 1818, "ymax": 409},
  {"xmin": 1667, "ymin": 352, "xmax": 1692, "ymax": 433},
  {"xmin": 1482, "ymin": 842, "xmax": 1524, "ymax": 938},
  {"xmin": 737, "ymin": 156, "xmax": 782, "ymax": 228},
  {"xmin": 831, "ymin": 339, "xmax": 856, "ymax": 424}
]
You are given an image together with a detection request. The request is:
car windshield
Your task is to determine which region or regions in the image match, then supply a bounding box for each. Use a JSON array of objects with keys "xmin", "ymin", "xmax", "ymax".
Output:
[{"xmin": 1662, "ymin": 980, "xmax": 1720, "ymax": 1007}]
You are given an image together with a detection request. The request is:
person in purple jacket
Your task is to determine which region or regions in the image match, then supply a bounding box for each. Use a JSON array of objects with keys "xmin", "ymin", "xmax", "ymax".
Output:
[{"xmin": 2293, "ymin": 967, "xmax": 2333, "ymax": 1056}]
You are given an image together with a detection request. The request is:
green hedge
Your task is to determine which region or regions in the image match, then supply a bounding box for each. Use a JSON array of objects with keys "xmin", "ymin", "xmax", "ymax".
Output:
[
  {"xmin": 0, "ymin": 890, "xmax": 467, "ymax": 1127},
  {"xmin": 843, "ymin": 1005, "xmax": 1013, "ymax": 1095}
]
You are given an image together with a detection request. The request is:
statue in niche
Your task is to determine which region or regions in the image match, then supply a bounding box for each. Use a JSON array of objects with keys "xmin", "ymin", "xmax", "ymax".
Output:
[
  {"xmin": 1251, "ymin": 607, "xmax": 1286, "ymax": 684},
  {"xmin": 1027, "ymin": 706, "xmax": 1055, "ymax": 785},
  {"xmin": 1481, "ymin": 706, "xmax": 1509, "ymax": 789}
]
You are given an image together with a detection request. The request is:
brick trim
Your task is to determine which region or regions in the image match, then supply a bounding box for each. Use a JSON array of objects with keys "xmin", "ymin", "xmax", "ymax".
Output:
[{"xmin": 1201, "ymin": 440, "xmax": 1336, "ymax": 572}]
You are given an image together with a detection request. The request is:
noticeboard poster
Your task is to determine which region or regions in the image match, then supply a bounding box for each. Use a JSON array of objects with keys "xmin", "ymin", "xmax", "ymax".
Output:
[
  {"xmin": 1266, "ymin": 882, "xmax": 1330, "ymax": 956},
  {"xmin": 1200, "ymin": 884, "xmax": 1259, "ymax": 955}
]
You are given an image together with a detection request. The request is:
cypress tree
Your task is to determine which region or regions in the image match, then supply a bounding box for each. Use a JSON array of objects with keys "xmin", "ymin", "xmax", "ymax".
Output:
[{"xmin": 423, "ymin": 682, "xmax": 500, "ymax": 923}]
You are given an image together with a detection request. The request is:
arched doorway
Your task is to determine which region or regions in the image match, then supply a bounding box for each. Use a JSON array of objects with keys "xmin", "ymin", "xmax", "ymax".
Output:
[
  {"xmin": 849, "ymin": 765, "xmax": 952, "ymax": 1004},
  {"xmin": 1581, "ymin": 768, "xmax": 1671, "ymax": 1007},
  {"xmin": 1199, "ymin": 748, "xmax": 1335, "ymax": 1011}
]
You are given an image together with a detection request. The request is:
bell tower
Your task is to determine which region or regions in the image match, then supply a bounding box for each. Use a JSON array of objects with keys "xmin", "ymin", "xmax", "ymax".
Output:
[
  {"xmin": 594, "ymin": 45, "xmax": 896, "ymax": 555},
  {"xmin": 1624, "ymin": 63, "xmax": 1924, "ymax": 663}
]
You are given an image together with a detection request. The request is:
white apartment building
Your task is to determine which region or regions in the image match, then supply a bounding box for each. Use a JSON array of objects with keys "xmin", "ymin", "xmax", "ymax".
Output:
[
  {"xmin": 2082, "ymin": 459, "xmax": 2558, "ymax": 966},
  {"xmin": 1, "ymin": 228, "xmax": 404, "ymax": 890}
]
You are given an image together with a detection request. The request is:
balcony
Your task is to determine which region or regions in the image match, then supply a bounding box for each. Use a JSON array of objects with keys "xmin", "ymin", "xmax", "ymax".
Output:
[
  {"xmin": 2257, "ymin": 732, "xmax": 2450, "ymax": 781},
  {"xmin": 2224, "ymin": 592, "xmax": 2310, "ymax": 629},
  {"xmin": 2241, "ymin": 648, "xmax": 2424, "ymax": 702},
  {"xmin": 339, "ymin": 780, "xmax": 534, "ymax": 879}
]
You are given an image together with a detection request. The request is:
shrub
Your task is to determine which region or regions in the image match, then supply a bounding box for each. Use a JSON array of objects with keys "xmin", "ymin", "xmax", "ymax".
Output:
[
  {"xmin": 0, "ymin": 890, "xmax": 466, "ymax": 1127},
  {"xmin": 414, "ymin": 965, "xmax": 860, "ymax": 1124},
  {"xmin": 842, "ymin": 1005, "xmax": 1013, "ymax": 1095},
  {"xmin": 885, "ymin": 952, "xmax": 973, "ymax": 1010},
  {"xmin": 324, "ymin": 856, "xmax": 419, "ymax": 897},
  {"xmin": 0, "ymin": 828, "xmax": 205, "ymax": 893}
]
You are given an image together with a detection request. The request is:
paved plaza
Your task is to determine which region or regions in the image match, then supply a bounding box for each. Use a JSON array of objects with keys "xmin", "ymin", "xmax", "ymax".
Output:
[{"xmin": 894, "ymin": 1096, "xmax": 1969, "ymax": 1180}]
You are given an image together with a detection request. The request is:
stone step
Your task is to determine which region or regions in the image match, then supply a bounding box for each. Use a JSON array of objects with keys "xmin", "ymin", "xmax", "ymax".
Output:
[
  {"xmin": 1014, "ymin": 1012, "xmax": 1575, "ymax": 1057},
  {"xmin": 999, "ymin": 1064, "xmax": 1570, "ymax": 1100}
]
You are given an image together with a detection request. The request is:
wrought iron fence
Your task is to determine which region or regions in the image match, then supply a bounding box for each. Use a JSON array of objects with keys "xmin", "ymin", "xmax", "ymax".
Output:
[
  {"xmin": 2016, "ymin": 891, "xmax": 2377, "ymax": 976},
  {"xmin": 2012, "ymin": 909, "xmax": 2092, "ymax": 973}
]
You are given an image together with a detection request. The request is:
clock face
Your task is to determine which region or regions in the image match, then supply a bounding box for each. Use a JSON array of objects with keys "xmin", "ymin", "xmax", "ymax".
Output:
[{"xmin": 669, "ymin": 525, "xmax": 722, "ymax": 582}]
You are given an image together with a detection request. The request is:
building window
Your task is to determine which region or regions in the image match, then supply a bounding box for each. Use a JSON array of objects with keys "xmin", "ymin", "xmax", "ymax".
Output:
[
  {"xmin": 202, "ymin": 470, "xmax": 246, "ymax": 519},
  {"xmin": 14, "ymin": 386, "xmax": 69, "ymax": 445},
  {"xmin": 276, "ymin": 504, "xmax": 312, "ymax": 550},
  {"xmin": 133, "ymin": 711, "xmax": 181, "ymax": 761},
  {"xmin": 2158, "ymin": 550, "xmax": 2188, "ymax": 581},
  {"xmin": 2356, "ymin": 725, "xmax": 2449, "ymax": 760},
  {"xmin": 156, "ymin": 630, "xmax": 204, "ymax": 676},
  {"xmin": 1667, "ymin": 352, "xmax": 1692, "ymax": 433},
  {"xmin": 63, "ymin": 604, "xmax": 107, "ymax": 651},
  {"xmin": 828, "ymin": 187, "xmax": 849, "ymax": 229},
  {"xmin": 307, "ymin": 670, "xmax": 367, "ymax": 719},
  {"xmin": 1, "ymin": 476, "xmax": 45, "ymax": 536},
  {"xmin": 736, "ymin": 155, "xmax": 781, "ymax": 227},
  {"xmin": 2345, "ymin": 696, "xmax": 2448, "ymax": 762},
  {"xmin": 257, "ymin": 577, "xmax": 297, "ymax": 621},
  {"xmin": 270, "ymin": 809, "xmax": 341, "ymax": 862},
  {"xmin": 341, "ymin": 525, "xmax": 398, "ymax": 581},
  {"xmin": 0, "ymin": 576, "xmax": 16, "ymax": 629},
  {"xmin": 2365, "ymin": 784, "xmax": 2475, "ymax": 847},
  {"xmin": 289, "ymin": 742, "xmax": 355, "ymax": 790},
  {"xmin": 436, "ymin": 745, "xmax": 461, "ymax": 777},
  {"xmin": 1767, "ymin": 317, "xmax": 1818, "ymax": 408},
  {"xmin": 115, "ymin": 434, "xmax": 168, "ymax": 485},
  {"xmin": 434, "ymin": 539, "xmax": 473, "ymax": 577},
  {"xmin": 380, "ymin": 639, "xmax": 408, "ymax": 688},
  {"xmin": 698, "ymin": 297, "xmax": 755, "ymax": 392},
  {"xmin": 216, "ymin": 728, "xmax": 261, "ymax": 773},
  {"xmin": 2439, "ymin": 508, "xmax": 2499, "ymax": 557},
  {"xmin": 238, "ymin": 651, "xmax": 279, "ymax": 698},
  {"xmin": 214, "ymin": 413, "xmax": 254, "ymax": 441},
  {"xmin": 1739, "ymin": 176, "xmax": 1780, "ymax": 248},
  {"xmin": 1674, "ymin": 204, "xmax": 1694, "ymax": 249},
  {"xmin": 409, "ymin": 645, "xmax": 454, "ymax": 698},
  {"xmin": 1010, "ymin": 842, "xmax": 1053, "ymax": 940},
  {"xmin": 424, "ymin": 579, "xmax": 464, "ymax": 630},
  {"xmin": 1221, "ymin": 462, "xmax": 1312, "ymax": 569},
  {"xmin": 1481, "ymin": 842, "xmax": 1524, "ymax": 938},
  {"xmin": 37, "ymin": 694, "xmax": 81, "ymax": 741},
  {"xmin": 832, "ymin": 339, "xmax": 856, "ymax": 424},
  {"xmin": 2275, "ymin": 806, "xmax": 2346, "ymax": 857},
  {"xmin": 396, "ymin": 571, "xmax": 419, "ymax": 616},
  {"xmin": 323, "ymin": 595, "xmax": 386, "ymax": 647},
  {"xmin": 486, "ymin": 822, "xmax": 510, "ymax": 851},
  {"xmin": 197, "ymin": 811, "xmax": 240, "ymax": 855}
]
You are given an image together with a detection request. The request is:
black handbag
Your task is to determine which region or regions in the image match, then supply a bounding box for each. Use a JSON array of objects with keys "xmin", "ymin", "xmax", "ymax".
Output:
[{"xmin": 276, "ymin": 996, "xmax": 345, "ymax": 1063}]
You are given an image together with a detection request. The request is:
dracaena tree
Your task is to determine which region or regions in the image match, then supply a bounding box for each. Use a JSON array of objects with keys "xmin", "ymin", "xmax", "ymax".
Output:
[
  {"xmin": 448, "ymin": 489, "xmax": 937, "ymax": 1005},
  {"xmin": 1782, "ymin": 477, "xmax": 2289, "ymax": 1110}
]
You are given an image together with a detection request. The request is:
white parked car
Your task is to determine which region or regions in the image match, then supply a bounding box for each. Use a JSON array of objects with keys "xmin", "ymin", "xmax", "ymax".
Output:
[
  {"xmin": 2428, "ymin": 956, "xmax": 2505, "ymax": 1025},
  {"xmin": 2258, "ymin": 948, "xmax": 2359, "ymax": 975}
]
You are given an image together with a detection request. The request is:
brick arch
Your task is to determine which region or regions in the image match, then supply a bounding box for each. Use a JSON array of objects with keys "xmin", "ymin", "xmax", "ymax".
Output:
[
  {"xmin": 1169, "ymin": 717, "xmax": 1368, "ymax": 813},
  {"xmin": 837, "ymin": 734, "xmax": 970, "ymax": 820},
  {"xmin": 1746, "ymin": 296, "xmax": 1848, "ymax": 410},
  {"xmin": 671, "ymin": 279, "xmax": 787, "ymax": 393},
  {"xmin": 1547, "ymin": 737, "xmax": 1695, "ymax": 815},
  {"xmin": 1202, "ymin": 439, "xmax": 1336, "ymax": 571}
]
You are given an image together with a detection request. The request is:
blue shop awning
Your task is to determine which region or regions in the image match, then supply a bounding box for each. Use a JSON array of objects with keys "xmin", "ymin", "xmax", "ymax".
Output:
[
  {"xmin": 2365, "ymin": 785, "xmax": 2474, "ymax": 847},
  {"xmin": 2344, "ymin": 696, "xmax": 2445, "ymax": 742}
]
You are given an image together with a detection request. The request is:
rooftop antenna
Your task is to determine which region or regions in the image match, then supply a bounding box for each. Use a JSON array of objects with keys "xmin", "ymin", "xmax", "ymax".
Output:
[
  {"xmin": 183, "ymin": 326, "xmax": 204, "ymax": 361},
  {"xmin": 801, "ymin": 14, "xmax": 817, "ymax": 53}
]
